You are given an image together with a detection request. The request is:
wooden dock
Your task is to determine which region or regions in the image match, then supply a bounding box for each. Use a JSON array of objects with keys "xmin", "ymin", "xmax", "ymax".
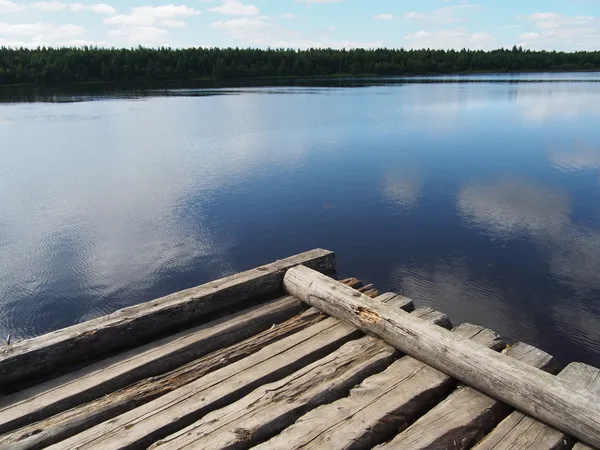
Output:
[{"xmin": 0, "ymin": 248, "xmax": 599, "ymax": 450}]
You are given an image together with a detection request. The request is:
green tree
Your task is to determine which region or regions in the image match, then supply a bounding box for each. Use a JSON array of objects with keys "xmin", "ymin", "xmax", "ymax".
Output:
[
  {"xmin": 100, "ymin": 61, "xmax": 111, "ymax": 80},
  {"xmin": 0, "ymin": 45, "xmax": 597, "ymax": 86}
]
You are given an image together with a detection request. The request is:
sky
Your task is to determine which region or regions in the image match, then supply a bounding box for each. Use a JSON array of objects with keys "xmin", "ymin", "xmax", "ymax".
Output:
[{"xmin": 0, "ymin": 0, "xmax": 599, "ymax": 50}]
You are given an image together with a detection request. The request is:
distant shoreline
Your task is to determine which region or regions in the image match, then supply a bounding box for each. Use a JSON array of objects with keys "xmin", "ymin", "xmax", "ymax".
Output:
[
  {"xmin": 1, "ymin": 69, "xmax": 600, "ymax": 90},
  {"xmin": 1, "ymin": 47, "xmax": 599, "ymax": 88}
]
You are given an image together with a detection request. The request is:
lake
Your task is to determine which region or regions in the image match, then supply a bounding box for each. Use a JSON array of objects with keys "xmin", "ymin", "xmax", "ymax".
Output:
[{"xmin": 1, "ymin": 74, "xmax": 600, "ymax": 367}]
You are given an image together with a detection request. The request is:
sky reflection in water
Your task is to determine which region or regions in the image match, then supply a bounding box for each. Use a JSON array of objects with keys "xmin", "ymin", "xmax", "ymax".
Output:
[{"xmin": 0, "ymin": 74, "xmax": 599, "ymax": 366}]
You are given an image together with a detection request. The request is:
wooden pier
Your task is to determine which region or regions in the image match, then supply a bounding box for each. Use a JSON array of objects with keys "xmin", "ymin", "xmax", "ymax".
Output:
[{"xmin": 0, "ymin": 248, "xmax": 599, "ymax": 449}]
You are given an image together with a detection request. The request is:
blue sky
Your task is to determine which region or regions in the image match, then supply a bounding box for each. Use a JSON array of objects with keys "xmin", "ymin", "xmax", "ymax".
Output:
[{"xmin": 0, "ymin": 0, "xmax": 599, "ymax": 50}]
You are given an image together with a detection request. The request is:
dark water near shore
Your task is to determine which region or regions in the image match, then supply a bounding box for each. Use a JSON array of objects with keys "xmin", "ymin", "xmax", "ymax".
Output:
[{"xmin": 1, "ymin": 73, "xmax": 600, "ymax": 366}]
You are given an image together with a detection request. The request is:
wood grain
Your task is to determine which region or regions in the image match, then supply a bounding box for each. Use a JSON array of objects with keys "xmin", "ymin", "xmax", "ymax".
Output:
[
  {"xmin": 0, "ymin": 249, "xmax": 335, "ymax": 390},
  {"xmin": 44, "ymin": 291, "xmax": 410, "ymax": 450},
  {"xmin": 0, "ymin": 304, "xmax": 328, "ymax": 450},
  {"xmin": 0, "ymin": 295, "xmax": 308, "ymax": 436},
  {"xmin": 0, "ymin": 278, "xmax": 367, "ymax": 450},
  {"xmin": 378, "ymin": 342, "xmax": 558, "ymax": 450},
  {"xmin": 283, "ymin": 265, "xmax": 600, "ymax": 449},
  {"xmin": 472, "ymin": 362, "xmax": 600, "ymax": 450},
  {"xmin": 149, "ymin": 306, "xmax": 449, "ymax": 450},
  {"xmin": 254, "ymin": 323, "xmax": 504, "ymax": 450}
]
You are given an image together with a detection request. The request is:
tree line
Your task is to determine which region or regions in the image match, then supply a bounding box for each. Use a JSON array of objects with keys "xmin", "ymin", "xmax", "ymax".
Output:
[{"xmin": 1, "ymin": 46, "xmax": 599, "ymax": 85}]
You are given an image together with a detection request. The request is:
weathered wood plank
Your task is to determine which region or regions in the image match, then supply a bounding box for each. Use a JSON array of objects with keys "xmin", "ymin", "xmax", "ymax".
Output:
[
  {"xmin": 148, "ymin": 307, "xmax": 450, "ymax": 450},
  {"xmin": 378, "ymin": 342, "xmax": 558, "ymax": 450},
  {"xmin": 284, "ymin": 266, "xmax": 600, "ymax": 448},
  {"xmin": 0, "ymin": 249, "xmax": 335, "ymax": 390},
  {"xmin": 254, "ymin": 323, "xmax": 504, "ymax": 450},
  {"xmin": 0, "ymin": 295, "xmax": 307, "ymax": 437},
  {"xmin": 472, "ymin": 362, "xmax": 600, "ymax": 450},
  {"xmin": 45, "ymin": 292, "xmax": 411, "ymax": 450},
  {"xmin": 0, "ymin": 308, "xmax": 330, "ymax": 450},
  {"xmin": 0, "ymin": 280, "xmax": 371, "ymax": 450}
]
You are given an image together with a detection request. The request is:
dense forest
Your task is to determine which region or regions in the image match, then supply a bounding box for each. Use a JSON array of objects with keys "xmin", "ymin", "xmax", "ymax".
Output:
[{"xmin": 1, "ymin": 46, "xmax": 599, "ymax": 85}]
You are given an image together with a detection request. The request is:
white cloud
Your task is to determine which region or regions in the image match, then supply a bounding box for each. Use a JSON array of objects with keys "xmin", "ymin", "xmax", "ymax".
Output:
[
  {"xmin": 404, "ymin": 5, "xmax": 480, "ymax": 24},
  {"xmin": 105, "ymin": 5, "xmax": 200, "ymax": 26},
  {"xmin": 104, "ymin": 4, "xmax": 199, "ymax": 43},
  {"xmin": 30, "ymin": 1, "xmax": 66, "ymax": 12},
  {"xmin": 0, "ymin": 22, "xmax": 86, "ymax": 46},
  {"xmin": 280, "ymin": 13, "xmax": 295, "ymax": 19},
  {"xmin": 69, "ymin": 3, "xmax": 116, "ymax": 15},
  {"xmin": 108, "ymin": 25, "xmax": 169, "ymax": 44},
  {"xmin": 159, "ymin": 19, "xmax": 186, "ymax": 28},
  {"xmin": 517, "ymin": 12, "xmax": 600, "ymax": 50},
  {"xmin": 210, "ymin": 16, "xmax": 381, "ymax": 48},
  {"xmin": 210, "ymin": 17, "xmax": 268, "ymax": 41},
  {"xmin": 405, "ymin": 28, "xmax": 497, "ymax": 50},
  {"xmin": 208, "ymin": 1, "xmax": 259, "ymax": 16},
  {"xmin": 0, "ymin": 0, "xmax": 23, "ymax": 13},
  {"xmin": 27, "ymin": 2, "xmax": 115, "ymax": 14},
  {"xmin": 374, "ymin": 14, "xmax": 395, "ymax": 20}
]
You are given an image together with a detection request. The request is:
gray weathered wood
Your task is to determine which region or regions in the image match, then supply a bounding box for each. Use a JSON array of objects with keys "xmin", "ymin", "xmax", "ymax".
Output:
[
  {"xmin": 0, "ymin": 295, "xmax": 307, "ymax": 436},
  {"xmin": 149, "ymin": 307, "xmax": 449, "ymax": 450},
  {"xmin": 0, "ymin": 306, "xmax": 328, "ymax": 450},
  {"xmin": 0, "ymin": 249, "xmax": 335, "ymax": 390},
  {"xmin": 254, "ymin": 323, "xmax": 504, "ymax": 450},
  {"xmin": 284, "ymin": 266, "xmax": 600, "ymax": 449},
  {"xmin": 378, "ymin": 342, "xmax": 558, "ymax": 450},
  {"xmin": 472, "ymin": 362, "xmax": 600, "ymax": 450},
  {"xmin": 45, "ymin": 291, "xmax": 411, "ymax": 450},
  {"xmin": 0, "ymin": 279, "xmax": 369, "ymax": 450}
]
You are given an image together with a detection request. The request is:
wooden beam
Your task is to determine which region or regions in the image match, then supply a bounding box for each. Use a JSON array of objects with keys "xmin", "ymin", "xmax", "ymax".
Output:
[
  {"xmin": 472, "ymin": 362, "xmax": 600, "ymax": 450},
  {"xmin": 0, "ymin": 295, "xmax": 308, "ymax": 437},
  {"xmin": 45, "ymin": 291, "xmax": 412, "ymax": 450},
  {"xmin": 149, "ymin": 306, "xmax": 450, "ymax": 450},
  {"xmin": 0, "ymin": 278, "xmax": 364, "ymax": 450},
  {"xmin": 377, "ymin": 342, "xmax": 557, "ymax": 450},
  {"xmin": 254, "ymin": 323, "xmax": 504, "ymax": 450},
  {"xmin": 0, "ymin": 305, "xmax": 326, "ymax": 450},
  {"xmin": 0, "ymin": 249, "xmax": 335, "ymax": 390},
  {"xmin": 283, "ymin": 266, "xmax": 600, "ymax": 449}
]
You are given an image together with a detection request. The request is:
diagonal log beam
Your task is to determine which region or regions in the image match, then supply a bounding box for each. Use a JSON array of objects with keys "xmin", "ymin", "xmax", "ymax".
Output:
[{"xmin": 284, "ymin": 265, "xmax": 600, "ymax": 449}]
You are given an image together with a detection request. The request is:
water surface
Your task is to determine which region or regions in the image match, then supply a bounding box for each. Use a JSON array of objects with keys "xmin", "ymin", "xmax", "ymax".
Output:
[{"xmin": 1, "ymin": 74, "xmax": 600, "ymax": 366}]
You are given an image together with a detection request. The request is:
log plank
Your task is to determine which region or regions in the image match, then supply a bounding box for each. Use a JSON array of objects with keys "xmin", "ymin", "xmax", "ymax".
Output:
[
  {"xmin": 44, "ymin": 292, "xmax": 411, "ymax": 450},
  {"xmin": 149, "ymin": 307, "xmax": 450, "ymax": 450},
  {"xmin": 0, "ymin": 249, "xmax": 335, "ymax": 390},
  {"xmin": 0, "ymin": 278, "xmax": 366, "ymax": 450},
  {"xmin": 253, "ymin": 323, "xmax": 504, "ymax": 450},
  {"xmin": 283, "ymin": 266, "xmax": 600, "ymax": 448},
  {"xmin": 472, "ymin": 362, "xmax": 600, "ymax": 450},
  {"xmin": 0, "ymin": 295, "xmax": 306, "ymax": 436},
  {"xmin": 378, "ymin": 342, "xmax": 558, "ymax": 450}
]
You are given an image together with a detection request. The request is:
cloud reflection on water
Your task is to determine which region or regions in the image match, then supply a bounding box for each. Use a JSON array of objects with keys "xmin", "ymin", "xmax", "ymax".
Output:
[
  {"xmin": 390, "ymin": 260, "xmax": 540, "ymax": 347},
  {"xmin": 0, "ymin": 96, "xmax": 310, "ymax": 339},
  {"xmin": 381, "ymin": 171, "xmax": 421, "ymax": 210},
  {"xmin": 457, "ymin": 178, "xmax": 600, "ymax": 292},
  {"xmin": 456, "ymin": 177, "xmax": 600, "ymax": 358}
]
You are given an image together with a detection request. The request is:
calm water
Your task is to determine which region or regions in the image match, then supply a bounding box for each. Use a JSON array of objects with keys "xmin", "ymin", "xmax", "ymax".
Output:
[{"xmin": 1, "ymin": 74, "xmax": 600, "ymax": 366}]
